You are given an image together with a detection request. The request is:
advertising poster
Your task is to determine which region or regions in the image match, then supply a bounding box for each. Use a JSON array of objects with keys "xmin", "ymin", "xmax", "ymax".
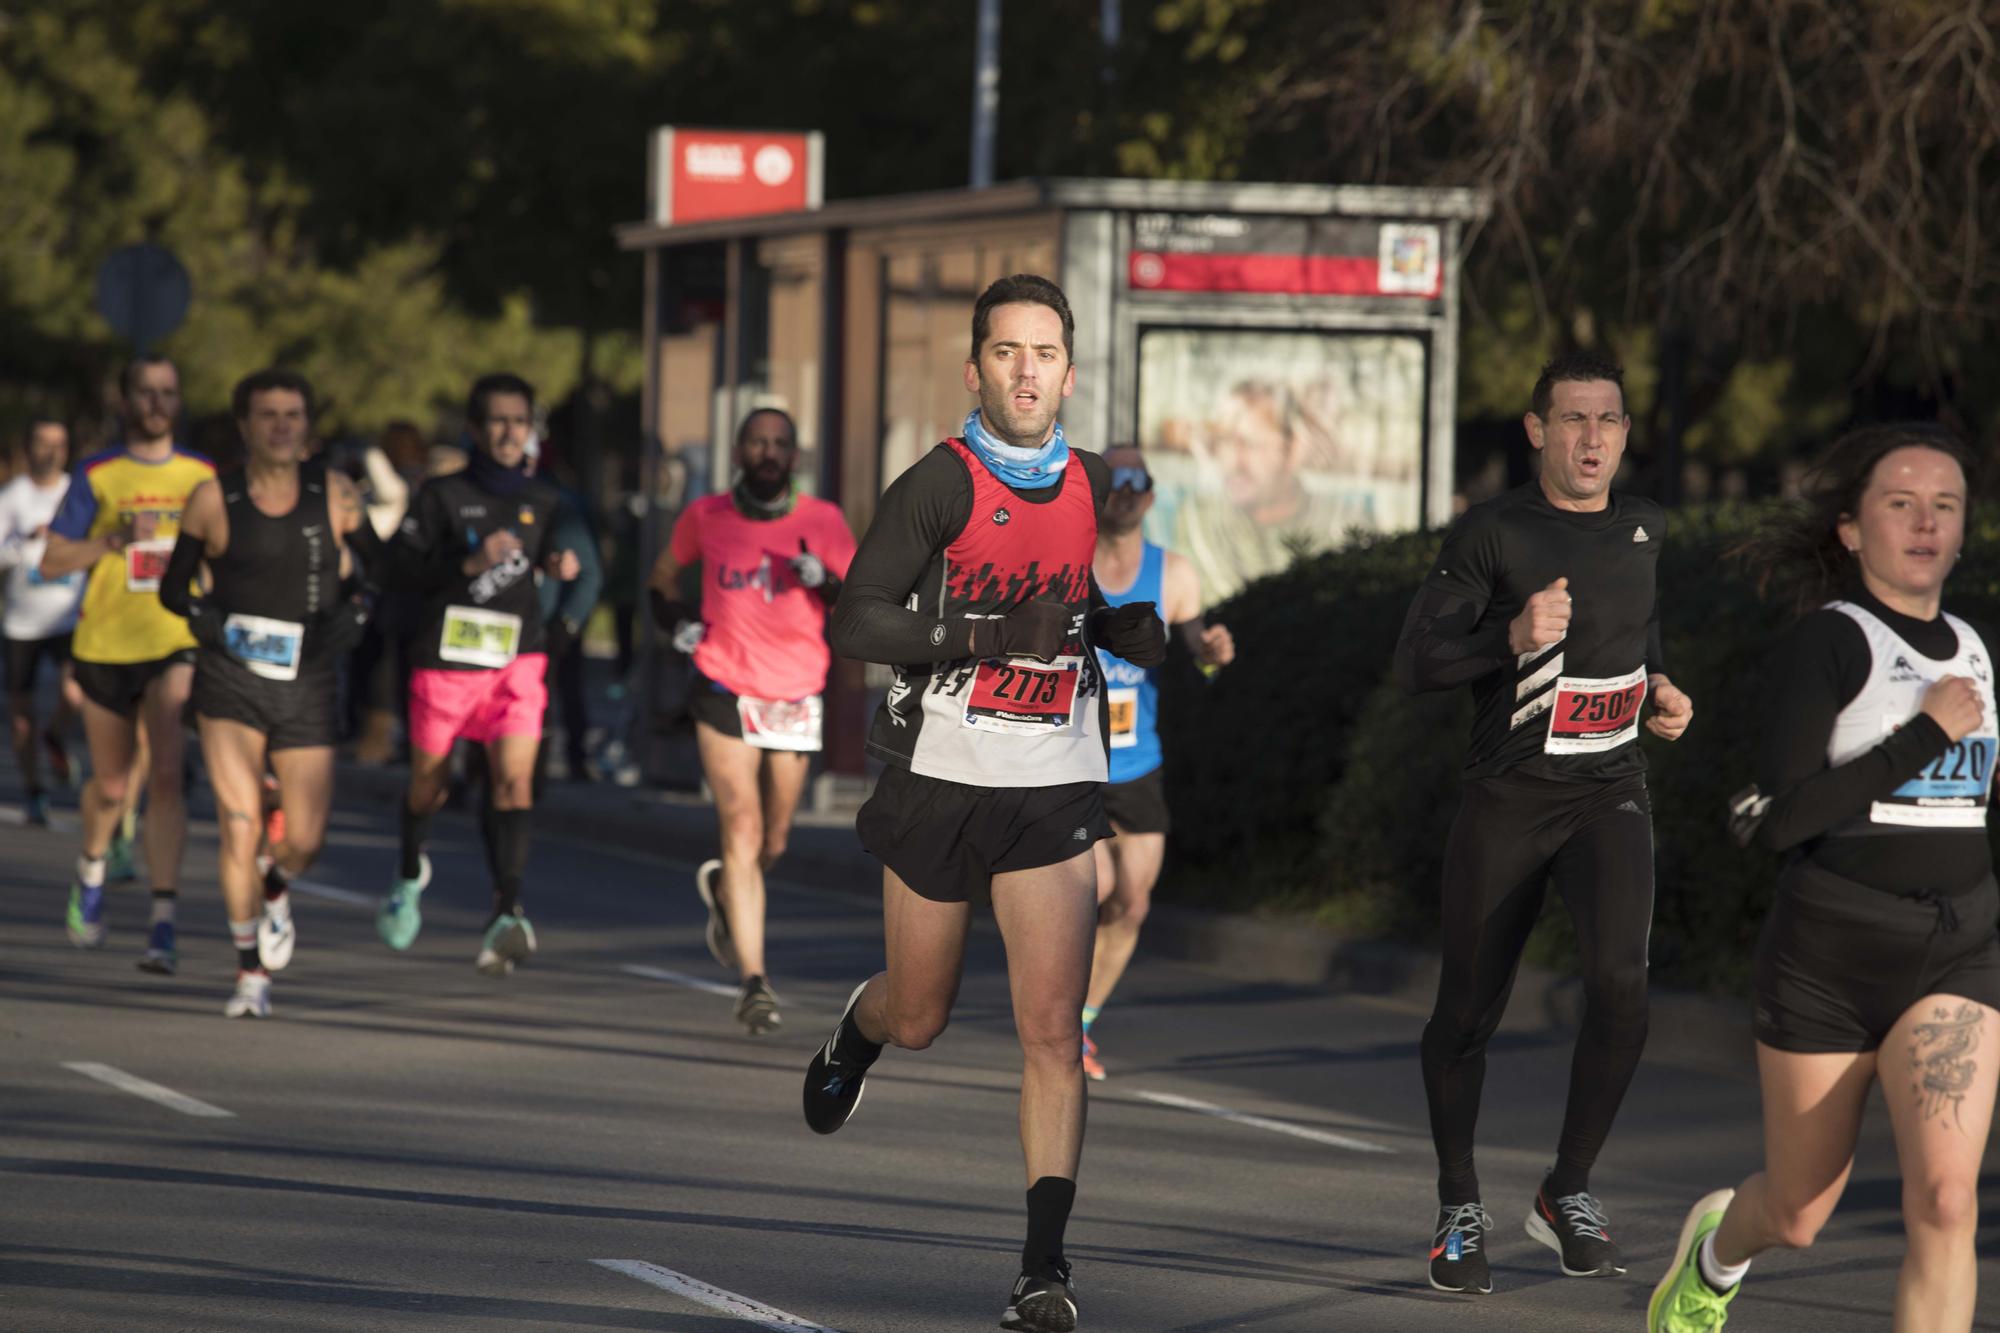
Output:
[{"xmin": 1135, "ymin": 328, "xmax": 1428, "ymax": 602}]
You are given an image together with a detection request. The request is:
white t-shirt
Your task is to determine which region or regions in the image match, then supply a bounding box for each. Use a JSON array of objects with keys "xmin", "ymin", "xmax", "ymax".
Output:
[{"xmin": 0, "ymin": 472, "xmax": 86, "ymax": 639}]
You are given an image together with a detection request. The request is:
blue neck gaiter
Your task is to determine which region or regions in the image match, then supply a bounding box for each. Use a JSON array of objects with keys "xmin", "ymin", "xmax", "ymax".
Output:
[{"xmin": 962, "ymin": 410, "xmax": 1068, "ymax": 490}]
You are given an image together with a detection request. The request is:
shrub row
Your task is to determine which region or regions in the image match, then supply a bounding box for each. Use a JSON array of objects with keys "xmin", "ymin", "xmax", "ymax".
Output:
[{"xmin": 1155, "ymin": 501, "xmax": 2000, "ymax": 993}]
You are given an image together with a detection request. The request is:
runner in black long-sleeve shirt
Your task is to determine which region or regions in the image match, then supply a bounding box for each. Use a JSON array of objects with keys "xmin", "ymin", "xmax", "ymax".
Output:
[
  {"xmin": 801, "ymin": 275, "xmax": 1164, "ymax": 1333},
  {"xmin": 1392, "ymin": 352, "xmax": 1694, "ymax": 1294},
  {"xmin": 1649, "ymin": 425, "xmax": 2000, "ymax": 1333}
]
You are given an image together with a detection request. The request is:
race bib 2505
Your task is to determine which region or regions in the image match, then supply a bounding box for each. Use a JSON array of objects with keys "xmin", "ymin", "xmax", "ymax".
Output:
[{"xmin": 1544, "ymin": 665, "xmax": 1648, "ymax": 755}]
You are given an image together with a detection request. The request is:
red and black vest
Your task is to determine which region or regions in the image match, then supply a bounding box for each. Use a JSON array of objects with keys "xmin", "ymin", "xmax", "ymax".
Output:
[{"xmin": 868, "ymin": 439, "xmax": 1106, "ymax": 787}]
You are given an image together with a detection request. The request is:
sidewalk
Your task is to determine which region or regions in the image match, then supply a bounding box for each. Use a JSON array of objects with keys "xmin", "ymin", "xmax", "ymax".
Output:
[{"xmin": 337, "ymin": 756, "xmax": 1756, "ymax": 1078}]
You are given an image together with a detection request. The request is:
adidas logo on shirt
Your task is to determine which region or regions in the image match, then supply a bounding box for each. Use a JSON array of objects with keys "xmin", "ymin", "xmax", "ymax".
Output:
[{"xmin": 1632, "ymin": 526, "xmax": 1649, "ymax": 543}]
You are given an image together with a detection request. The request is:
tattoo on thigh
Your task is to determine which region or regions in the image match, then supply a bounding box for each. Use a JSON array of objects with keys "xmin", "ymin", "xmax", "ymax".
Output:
[
  {"xmin": 1910, "ymin": 1002, "xmax": 1982, "ymax": 1129},
  {"xmin": 223, "ymin": 807, "xmax": 255, "ymax": 826}
]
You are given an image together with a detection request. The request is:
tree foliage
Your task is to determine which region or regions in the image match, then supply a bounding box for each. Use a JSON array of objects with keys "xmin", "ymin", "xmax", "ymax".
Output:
[{"xmin": 3, "ymin": 1, "xmax": 1993, "ymax": 475}]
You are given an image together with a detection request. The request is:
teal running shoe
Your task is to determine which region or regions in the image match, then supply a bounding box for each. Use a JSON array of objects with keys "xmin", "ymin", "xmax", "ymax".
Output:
[
  {"xmin": 376, "ymin": 853, "xmax": 430, "ymax": 951},
  {"xmin": 475, "ymin": 912, "xmax": 537, "ymax": 977},
  {"xmin": 105, "ymin": 831, "xmax": 138, "ymax": 884}
]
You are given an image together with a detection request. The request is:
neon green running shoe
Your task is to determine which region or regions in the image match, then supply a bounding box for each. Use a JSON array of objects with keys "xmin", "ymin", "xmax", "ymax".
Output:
[
  {"xmin": 105, "ymin": 831, "xmax": 138, "ymax": 884},
  {"xmin": 376, "ymin": 853, "xmax": 430, "ymax": 952},
  {"xmin": 1648, "ymin": 1188, "xmax": 1739, "ymax": 1331}
]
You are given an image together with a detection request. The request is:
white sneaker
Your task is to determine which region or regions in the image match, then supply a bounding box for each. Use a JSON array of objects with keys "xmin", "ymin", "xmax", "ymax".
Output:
[
  {"xmin": 225, "ymin": 970, "xmax": 272, "ymax": 1019},
  {"xmin": 694, "ymin": 858, "xmax": 736, "ymax": 971},
  {"xmin": 258, "ymin": 892, "xmax": 296, "ymax": 971}
]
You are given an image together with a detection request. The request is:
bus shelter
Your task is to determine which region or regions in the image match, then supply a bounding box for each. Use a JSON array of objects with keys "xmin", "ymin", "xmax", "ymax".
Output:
[{"xmin": 616, "ymin": 176, "xmax": 1489, "ymax": 782}]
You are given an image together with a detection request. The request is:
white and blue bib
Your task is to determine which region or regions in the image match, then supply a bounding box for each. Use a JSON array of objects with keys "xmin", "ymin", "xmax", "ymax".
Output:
[{"xmin": 1826, "ymin": 600, "xmax": 1998, "ymax": 829}]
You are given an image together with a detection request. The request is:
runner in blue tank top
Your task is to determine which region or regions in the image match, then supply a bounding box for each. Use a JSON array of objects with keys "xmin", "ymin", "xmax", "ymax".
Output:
[{"xmin": 1084, "ymin": 444, "xmax": 1234, "ymax": 1080}]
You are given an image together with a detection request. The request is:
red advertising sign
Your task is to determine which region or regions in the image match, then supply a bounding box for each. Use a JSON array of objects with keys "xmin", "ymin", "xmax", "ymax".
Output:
[
  {"xmin": 649, "ymin": 127, "xmax": 824, "ymax": 227},
  {"xmin": 1127, "ymin": 213, "xmax": 1443, "ymax": 298}
]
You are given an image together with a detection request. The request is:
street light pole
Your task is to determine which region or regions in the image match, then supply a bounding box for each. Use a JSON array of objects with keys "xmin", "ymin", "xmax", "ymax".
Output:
[{"xmin": 970, "ymin": 0, "xmax": 999, "ymax": 188}]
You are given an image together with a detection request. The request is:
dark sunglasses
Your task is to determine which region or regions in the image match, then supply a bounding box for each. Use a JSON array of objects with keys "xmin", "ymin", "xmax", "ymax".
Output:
[{"xmin": 1111, "ymin": 466, "xmax": 1153, "ymax": 493}]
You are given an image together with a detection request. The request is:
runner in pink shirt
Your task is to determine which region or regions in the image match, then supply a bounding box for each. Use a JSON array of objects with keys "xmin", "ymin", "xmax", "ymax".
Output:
[{"xmin": 649, "ymin": 407, "xmax": 856, "ymax": 1035}]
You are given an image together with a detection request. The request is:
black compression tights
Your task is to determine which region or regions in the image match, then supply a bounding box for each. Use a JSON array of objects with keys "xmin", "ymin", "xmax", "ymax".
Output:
[{"xmin": 1420, "ymin": 775, "xmax": 1655, "ymax": 1204}]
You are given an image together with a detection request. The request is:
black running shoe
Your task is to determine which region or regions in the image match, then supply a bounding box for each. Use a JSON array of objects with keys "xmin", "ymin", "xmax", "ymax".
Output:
[
  {"xmin": 1525, "ymin": 1177, "xmax": 1625, "ymax": 1276},
  {"xmin": 999, "ymin": 1263, "xmax": 1077, "ymax": 1331},
  {"xmin": 734, "ymin": 975, "xmax": 781, "ymax": 1036},
  {"xmin": 803, "ymin": 981, "xmax": 878, "ymax": 1134},
  {"xmin": 1428, "ymin": 1201, "xmax": 1494, "ymax": 1294}
]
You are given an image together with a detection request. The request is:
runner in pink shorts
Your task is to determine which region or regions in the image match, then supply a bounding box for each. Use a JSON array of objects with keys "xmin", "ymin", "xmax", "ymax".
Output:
[
  {"xmin": 375, "ymin": 372, "xmax": 582, "ymax": 976},
  {"xmin": 649, "ymin": 406, "xmax": 856, "ymax": 1036}
]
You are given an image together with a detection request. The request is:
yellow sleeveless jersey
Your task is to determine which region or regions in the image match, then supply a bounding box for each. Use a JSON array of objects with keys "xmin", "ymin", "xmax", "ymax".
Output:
[{"xmin": 50, "ymin": 446, "xmax": 216, "ymax": 664}]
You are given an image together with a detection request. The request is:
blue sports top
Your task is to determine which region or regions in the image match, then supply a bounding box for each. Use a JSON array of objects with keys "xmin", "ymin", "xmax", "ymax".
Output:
[{"xmin": 1097, "ymin": 541, "xmax": 1166, "ymax": 783}]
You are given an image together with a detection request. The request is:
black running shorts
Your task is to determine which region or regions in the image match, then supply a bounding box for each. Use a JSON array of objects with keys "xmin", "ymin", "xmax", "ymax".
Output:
[
  {"xmin": 686, "ymin": 672, "xmax": 744, "ymax": 738},
  {"xmin": 1101, "ymin": 766, "xmax": 1170, "ymax": 835},
  {"xmin": 857, "ymin": 763, "xmax": 1112, "ymax": 903},
  {"xmin": 191, "ymin": 648, "xmax": 337, "ymax": 751},
  {"xmin": 1753, "ymin": 860, "xmax": 2000, "ymax": 1053},
  {"xmin": 74, "ymin": 648, "xmax": 196, "ymax": 718},
  {"xmin": 4, "ymin": 631, "xmax": 71, "ymax": 695}
]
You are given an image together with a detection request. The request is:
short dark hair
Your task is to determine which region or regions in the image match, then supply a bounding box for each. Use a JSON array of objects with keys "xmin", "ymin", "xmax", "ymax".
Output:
[
  {"xmin": 25, "ymin": 415, "xmax": 66, "ymax": 443},
  {"xmin": 232, "ymin": 368, "xmax": 315, "ymax": 422},
  {"xmin": 970, "ymin": 274, "xmax": 1074, "ymax": 362},
  {"xmin": 120, "ymin": 353, "xmax": 177, "ymax": 399},
  {"xmin": 736, "ymin": 406, "xmax": 797, "ymax": 448},
  {"xmin": 1531, "ymin": 351, "xmax": 1626, "ymax": 419},
  {"xmin": 468, "ymin": 372, "xmax": 535, "ymax": 425}
]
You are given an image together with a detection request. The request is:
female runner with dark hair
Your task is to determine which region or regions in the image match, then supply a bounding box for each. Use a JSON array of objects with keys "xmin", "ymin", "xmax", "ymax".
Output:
[{"xmin": 1649, "ymin": 424, "xmax": 2000, "ymax": 1332}]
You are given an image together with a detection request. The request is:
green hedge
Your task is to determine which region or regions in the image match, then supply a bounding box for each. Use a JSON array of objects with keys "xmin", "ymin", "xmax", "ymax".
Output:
[{"xmin": 1156, "ymin": 502, "xmax": 2000, "ymax": 993}]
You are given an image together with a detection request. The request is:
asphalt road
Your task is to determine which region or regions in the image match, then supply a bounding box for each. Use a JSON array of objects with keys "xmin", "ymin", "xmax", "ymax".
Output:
[{"xmin": 1, "ymin": 763, "xmax": 1994, "ymax": 1332}]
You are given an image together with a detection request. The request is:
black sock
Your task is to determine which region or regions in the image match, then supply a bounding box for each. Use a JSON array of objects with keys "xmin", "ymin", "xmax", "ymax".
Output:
[
  {"xmin": 399, "ymin": 801, "xmax": 431, "ymax": 880},
  {"xmin": 1022, "ymin": 1177, "xmax": 1076, "ymax": 1280},
  {"xmin": 1437, "ymin": 1158, "xmax": 1480, "ymax": 1206},
  {"xmin": 237, "ymin": 945, "xmax": 261, "ymax": 971},
  {"xmin": 833, "ymin": 999, "xmax": 884, "ymax": 1066},
  {"xmin": 1544, "ymin": 1157, "xmax": 1590, "ymax": 1200},
  {"xmin": 490, "ymin": 808, "xmax": 530, "ymax": 917}
]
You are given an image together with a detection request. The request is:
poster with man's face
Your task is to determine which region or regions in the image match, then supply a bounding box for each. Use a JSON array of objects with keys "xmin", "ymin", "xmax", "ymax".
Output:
[{"xmin": 1135, "ymin": 329, "xmax": 1428, "ymax": 604}]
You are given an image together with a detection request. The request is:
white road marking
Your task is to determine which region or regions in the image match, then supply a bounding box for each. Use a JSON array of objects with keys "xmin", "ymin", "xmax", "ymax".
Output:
[
  {"xmin": 1136, "ymin": 1090, "xmax": 1391, "ymax": 1154},
  {"xmin": 621, "ymin": 964, "xmax": 739, "ymax": 997},
  {"xmin": 287, "ymin": 879, "xmax": 374, "ymax": 907},
  {"xmin": 593, "ymin": 1259, "xmax": 842, "ymax": 1330},
  {"xmin": 61, "ymin": 1062, "xmax": 234, "ymax": 1118}
]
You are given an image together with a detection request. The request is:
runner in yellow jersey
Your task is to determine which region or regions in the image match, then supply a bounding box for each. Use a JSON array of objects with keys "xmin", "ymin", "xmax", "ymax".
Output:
[{"xmin": 41, "ymin": 355, "xmax": 215, "ymax": 969}]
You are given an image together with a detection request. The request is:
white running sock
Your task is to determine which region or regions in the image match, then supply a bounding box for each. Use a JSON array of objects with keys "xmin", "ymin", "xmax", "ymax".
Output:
[
  {"xmin": 230, "ymin": 918, "xmax": 258, "ymax": 953},
  {"xmin": 149, "ymin": 896, "xmax": 176, "ymax": 925},
  {"xmin": 1698, "ymin": 1232, "xmax": 1748, "ymax": 1292},
  {"xmin": 77, "ymin": 855, "xmax": 105, "ymax": 888}
]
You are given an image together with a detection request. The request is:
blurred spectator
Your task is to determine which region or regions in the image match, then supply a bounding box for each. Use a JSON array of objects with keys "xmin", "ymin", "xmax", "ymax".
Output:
[
  {"xmin": 347, "ymin": 422, "xmax": 432, "ymax": 763},
  {"xmin": 536, "ymin": 441, "xmax": 603, "ymax": 783}
]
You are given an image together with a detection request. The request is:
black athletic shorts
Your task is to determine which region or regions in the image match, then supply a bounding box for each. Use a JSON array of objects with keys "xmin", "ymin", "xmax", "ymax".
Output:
[
  {"xmin": 4, "ymin": 631, "xmax": 71, "ymax": 695},
  {"xmin": 191, "ymin": 648, "xmax": 337, "ymax": 751},
  {"xmin": 857, "ymin": 763, "xmax": 1113, "ymax": 904},
  {"xmin": 1101, "ymin": 765, "xmax": 1171, "ymax": 834},
  {"xmin": 687, "ymin": 672, "xmax": 744, "ymax": 738},
  {"xmin": 1753, "ymin": 859, "xmax": 2000, "ymax": 1053},
  {"xmin": 74, "ymin": 648, "xmax": 196, "ymax": 718}
]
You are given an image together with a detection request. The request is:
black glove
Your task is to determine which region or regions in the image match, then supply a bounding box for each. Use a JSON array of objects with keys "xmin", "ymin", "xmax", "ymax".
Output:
[
  {"xmin": 649, "ymin": 588, "xmax": 693, "ymax": 632},
  {"xmin": 545, "ymin": 615, "xmax": 580, "ymax": 661},
  {"xmin": 315, "ymin": 599, "xmax": 371, "ymax": 657},
  {"xmin": 1089, "ymin": 601, "xmax": 1167, "ymax": 668},
  {"xmin": 966, "ymin": 600, "xmax": 1070, "ymax": 663},
  {"xmin": 186, "ymin": 598, "xmax": 228, "ymax": 652}
]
